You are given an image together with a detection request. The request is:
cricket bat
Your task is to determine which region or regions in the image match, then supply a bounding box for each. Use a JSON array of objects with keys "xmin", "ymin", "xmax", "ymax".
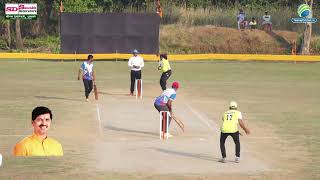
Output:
[
  {"xmin": 93, "ymin": 82, "xmax": 98, "ymax": 100},
  {"xmin": 171, "ymin": 115, "xmax": 185, "ymax": 132}
]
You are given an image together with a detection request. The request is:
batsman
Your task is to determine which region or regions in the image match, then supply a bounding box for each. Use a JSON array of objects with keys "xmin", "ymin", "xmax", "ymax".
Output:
[
  {"xmin": 78, "ymin": 54, "xmax": 96, "ymax": 102},
  {"xmin": 154, "ymin": 81, "xmax": 184, "ymax": 137}
]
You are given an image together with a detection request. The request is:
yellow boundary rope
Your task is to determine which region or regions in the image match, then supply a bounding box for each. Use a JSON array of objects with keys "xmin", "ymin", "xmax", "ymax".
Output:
[{"xmin": 0, "ymin": 53, "xmax": 319, "ymax": 62}]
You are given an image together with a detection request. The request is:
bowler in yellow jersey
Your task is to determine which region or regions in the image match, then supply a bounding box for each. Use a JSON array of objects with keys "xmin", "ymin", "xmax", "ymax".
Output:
[
  {"xmin": 158, "ymin": 54, "xmax": 172, "ymax": 90},
  {"xmin": 219, "ymin": 101, "xmax": 250, "ymax": 163},
  {"xmin": 13, "ymin": 106, "xmax": 63, "ymax": 156}
]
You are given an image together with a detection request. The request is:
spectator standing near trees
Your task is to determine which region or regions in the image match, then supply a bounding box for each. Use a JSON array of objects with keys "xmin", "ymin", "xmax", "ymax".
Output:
[{"xmin": 237, "ymin": 9, "xmax": 246, "ymax": 30}]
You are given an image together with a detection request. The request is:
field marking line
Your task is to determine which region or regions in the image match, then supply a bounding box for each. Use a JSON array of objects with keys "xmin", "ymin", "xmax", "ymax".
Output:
[
  {"xmin": 184, "ymin": 102, "xmax": 218, "ymax": 132},
  {"xmin": 96, "ymin": 103, "xmax": 103, "ymax": 136}
]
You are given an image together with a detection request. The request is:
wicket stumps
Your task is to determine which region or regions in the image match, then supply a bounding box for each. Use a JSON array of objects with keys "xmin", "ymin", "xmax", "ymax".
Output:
[
  {"xmin": 135, "ymin": 79, "xmax": 143, "ymax": 99},
  {"xmin": 160, "ymin": 111, "xmax": 170, "ymax": 140},
  {"xmin": 0, "ymin": 153, "xmax": 2, "ymax": 167}
]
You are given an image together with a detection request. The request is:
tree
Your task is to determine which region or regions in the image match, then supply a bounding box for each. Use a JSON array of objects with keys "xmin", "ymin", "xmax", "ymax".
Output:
[
  {"xmin": 301, "ymin": 0, "xmax": 313, "ymax": 55},
  {"xmin": 0, "ymin": 2, "xmax": 11, "ymax": 48},
  {"xmin": 62, "ymin": 0, "xmax": 101, "ymax": 13},
  {"xmin": 0, "ymin": 1, "xmax": 22, "ymax": 49},
  {"xmin": 15, "ymin": 19, "xmax": 24, "ymax": 49},
  {"xmin": 9, "ymin": 0, "xmax": 24, "ymax": 49},
  {"xmin": 5, "ymin": 20, "xmax": 12, "ymax": 48}
]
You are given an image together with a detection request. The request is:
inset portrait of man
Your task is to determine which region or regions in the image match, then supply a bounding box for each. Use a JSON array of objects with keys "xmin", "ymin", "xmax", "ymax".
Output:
[{"xmin": 13, "ymin": 106, "xmax": 63, "ymax": 156}]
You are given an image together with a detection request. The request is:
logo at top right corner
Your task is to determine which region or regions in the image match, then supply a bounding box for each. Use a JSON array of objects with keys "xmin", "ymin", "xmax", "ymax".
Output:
[{"xmin": 291, "ymin": 4, "xmax": 317, "ymax": 23}]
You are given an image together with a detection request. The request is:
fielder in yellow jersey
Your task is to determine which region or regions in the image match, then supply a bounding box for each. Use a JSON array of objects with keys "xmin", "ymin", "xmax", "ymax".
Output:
[
  {"xmin": 219, "ymin": 101, "xmax": 250, "ymax": 163},
  {"xmin": 13, "ymin": 106, "xmax": 63, "ymax": 156},
  {"xmin": 158, "ymin": 54, "xmax": 172, "ymax": 90}
]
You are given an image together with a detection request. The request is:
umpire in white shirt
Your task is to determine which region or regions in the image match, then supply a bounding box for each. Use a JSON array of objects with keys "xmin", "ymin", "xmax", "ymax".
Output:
[{"xmin": 128, "ymin": 49, "xmax": 144, "ymax": 96}]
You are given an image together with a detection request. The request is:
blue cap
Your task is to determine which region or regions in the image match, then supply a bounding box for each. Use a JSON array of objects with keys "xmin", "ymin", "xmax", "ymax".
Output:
[{"xmin": 132, "ymin": 49, "xmax": 139, "ymax": 54}]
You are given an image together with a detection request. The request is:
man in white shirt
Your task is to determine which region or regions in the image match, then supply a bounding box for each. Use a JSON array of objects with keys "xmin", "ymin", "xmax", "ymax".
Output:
[
  {"xmin": 128, "ymin": 49, "xmax": 144, "ymax": 96},
  {"xmin": 78, "ymin": 55, "xmax": 95, "ymax": 101},
  {"xmin": 237, "ymin": 9, "xmax": 246, "ymax": 30},
  {"xmin": 262, "ymin": 11, "xmax": 272, "ymax": 31}
]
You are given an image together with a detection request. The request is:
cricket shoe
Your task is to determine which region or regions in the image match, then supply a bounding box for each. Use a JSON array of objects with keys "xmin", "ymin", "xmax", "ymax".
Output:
[
  {"xmin": 219, "ymin": 158, "xmax": 226, "ymax": 163},
  {"xmin": 235, "ymin": 157, "xmax": 240, "ymax": 163},
  {"xmin": 165, "ymin": 133, "xmax": 173, "ymax": 138},
  {"xmin": 161, "ymin": 132, "xmax": 173, "ymax": 138}
]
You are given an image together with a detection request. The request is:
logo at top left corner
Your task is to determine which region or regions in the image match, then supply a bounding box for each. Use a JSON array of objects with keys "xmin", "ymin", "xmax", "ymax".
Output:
[{"xmin": 5, "ymin": 3, "xmax": 37, "ymax": 20}]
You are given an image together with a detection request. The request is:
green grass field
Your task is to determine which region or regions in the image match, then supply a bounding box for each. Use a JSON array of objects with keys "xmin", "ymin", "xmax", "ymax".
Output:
[{"xmin": 0, "ymin": 60, "xmax": 319, "ymax": 179}]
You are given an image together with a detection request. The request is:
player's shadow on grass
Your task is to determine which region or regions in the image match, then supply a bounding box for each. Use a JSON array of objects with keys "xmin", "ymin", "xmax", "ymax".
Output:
[
  {"xmin": 153, "ymin": 148, "xmax": 218, "ymax": 162},
  {"xmin": 105, "ymin": 125, "xmax": 158, "ymax": 137},
  {"xmin": 35, "ymin": 96, "xmax": 83, "ymax": 102}
]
